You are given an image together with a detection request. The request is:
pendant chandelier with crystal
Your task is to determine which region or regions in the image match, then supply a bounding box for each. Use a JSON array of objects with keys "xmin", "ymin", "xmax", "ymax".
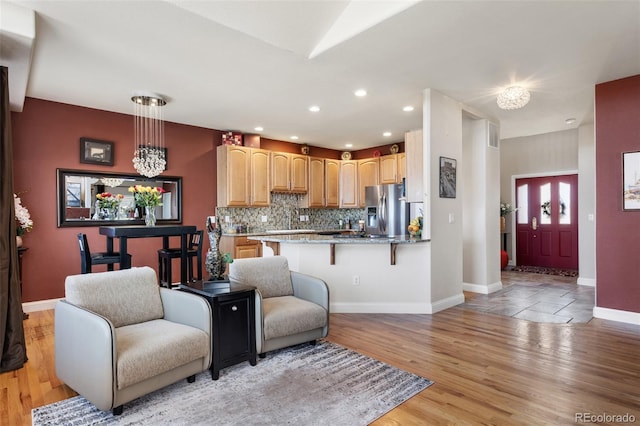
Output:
[
  {"xmin": 132, "ymin": 92, "xmax": 167, "ymax": 178},
  {"xmin": 497, "ymin": 86, "xmax": 531, "ymax": 110},
  {"xmin": 100, "ymin": 178, "xmax": 124, "ymax": 188}
]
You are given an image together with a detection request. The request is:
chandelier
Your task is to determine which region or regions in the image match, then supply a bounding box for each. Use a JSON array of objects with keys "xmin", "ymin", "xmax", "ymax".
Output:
[
  {"xmin": 497, "ymin": 86, "xmax": 530, "ymax": 110},
  {"xmin": 100, "ymin": 178, "xmax": 124, "ymax": 188},
  {"xmin": 132, "ymin": 92, "xmax": 167, "ymax": 178}
]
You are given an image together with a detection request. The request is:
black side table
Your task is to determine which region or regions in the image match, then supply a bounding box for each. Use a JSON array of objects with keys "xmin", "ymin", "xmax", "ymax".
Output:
[{"xmin": 180, "ymin": 280, "xmax": 257, "ymax": 380}]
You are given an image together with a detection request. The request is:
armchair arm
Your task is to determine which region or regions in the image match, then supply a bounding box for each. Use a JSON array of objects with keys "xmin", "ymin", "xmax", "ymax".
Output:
[
  {"xmin": 54, "ymin": 300, "xmax": 116, "ymax": 411},
  {"xmin": 290, "ymin": 271, "xmax": 330, "ymax": 311},
  {"xmin": 160, "ymin": 288, "xmax": 212, "ymax": 336}
]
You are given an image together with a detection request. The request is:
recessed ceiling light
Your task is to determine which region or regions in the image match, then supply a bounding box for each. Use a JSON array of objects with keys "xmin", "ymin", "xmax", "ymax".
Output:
[
  {"xmin": 354, "ymin": 89, "xmax": 367, "ymax": 97},
  {"xmin": 565, "ymin": 118, "xmax": 577, "ymax": 125},
  {"xmin": 383, "ymin": 132, "xmax": 392, "ymax": 137},
  {"xmin": 254, "ymin": 126, "xmax": 264, "ymax": 132},
  {"xmin": 309, "ymin": 105, "xmax": 320, "ymax": 112},
  {"xmin": 403, "ymin": 106, "xmax": 414, "ymax": 112},
  {"xmin": 290, "ymin": 136, "xmax": 299, "ymax": 140},
  {"xmin": 345, "ymin": 143, "xmax": 353, "ymax": 148}
]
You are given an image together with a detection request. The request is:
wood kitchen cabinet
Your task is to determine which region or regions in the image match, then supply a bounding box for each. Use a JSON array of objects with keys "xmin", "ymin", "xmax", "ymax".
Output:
[
  {"xmin": 304, "ymin": 157, "xmax": 339, "ymax": 208},
  {"xmin": 220, "ymin": 235, "xmax": 263, "ymax": 259},
  {"xmin": 379, "ymin": 153, "xmax": 406, "ymax": 184},
  {"xmin": 358, "ymin": 158, "xmax": 379, "ymax": 207},
  {"xmin": 405, "ymin": 130, "xmax": 423, "ymax": 203},
  {"xmin": 270, "ymin": 152, "xmax": 308, "ymax": 193},
  {"xmin": 339, "ymin": 160, "xmax": 358, "ymax": 208},
  {"xmin": 217, "ymin": 145, "xmax": 270, "ymax": 207}
]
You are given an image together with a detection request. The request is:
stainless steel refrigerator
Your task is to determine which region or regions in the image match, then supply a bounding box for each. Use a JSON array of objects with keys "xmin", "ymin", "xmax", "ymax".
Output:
[{"xmin": 365, "ymin": 183, "xmax": 410, "ymax": 237}]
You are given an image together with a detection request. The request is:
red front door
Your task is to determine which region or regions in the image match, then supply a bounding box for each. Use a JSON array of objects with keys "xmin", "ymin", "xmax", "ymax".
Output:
[{"xmin": 515, "ymin": 175, "xmax": 578, "ymax": 270}]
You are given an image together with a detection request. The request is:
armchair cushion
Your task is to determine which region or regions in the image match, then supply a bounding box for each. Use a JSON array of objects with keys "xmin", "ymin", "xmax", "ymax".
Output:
[
  {"xmin": 229, "ymin": 256, "xmax": 293, "ymax": 298},
  {"xmin": 65, "ymin": 267, "xmax": 163, "ymax": 328},
  {"xmin": 116, "ymin": 319, "xmax": 209, "ymax": 389},
  {"xmin": 262, "ymin": 296, "xmax": 327, "ymax": 340}
]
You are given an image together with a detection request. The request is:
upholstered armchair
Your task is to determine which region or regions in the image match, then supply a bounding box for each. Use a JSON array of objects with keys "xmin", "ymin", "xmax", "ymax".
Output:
[
  {"xmin": 228, "ymin": 256, "xmax": 329, "ymax": 356},
  {"xmin": 55, "ymin": 266, "xmax": 212, "ymax": 415}
]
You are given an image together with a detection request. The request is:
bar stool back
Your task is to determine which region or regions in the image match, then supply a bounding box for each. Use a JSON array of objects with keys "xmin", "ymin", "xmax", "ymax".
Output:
[
  {"xmin": 157, "ymin": 230, "xmax": 204, "ymax": 287},
  {"xmin": 77, "ymin": 233, "xmax": 131, "ymax": 274}
]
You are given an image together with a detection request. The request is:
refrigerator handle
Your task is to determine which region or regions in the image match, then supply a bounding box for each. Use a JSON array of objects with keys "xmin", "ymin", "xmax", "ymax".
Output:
[{"xmin": 379, "ymin": 194, "xmax": 387, "ymax": 232}]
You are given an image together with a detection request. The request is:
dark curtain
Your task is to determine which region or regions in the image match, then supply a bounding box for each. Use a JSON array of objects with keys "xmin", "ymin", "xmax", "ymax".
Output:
[{"xmin": 0, "ymin": 66, "xmax": 27, "ymax": 372}]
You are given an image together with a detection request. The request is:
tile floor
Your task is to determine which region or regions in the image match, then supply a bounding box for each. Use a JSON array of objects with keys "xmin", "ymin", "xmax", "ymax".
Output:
[{"xmin": 461, "ymin": 270, "xmax": 595, "ymax": 324}]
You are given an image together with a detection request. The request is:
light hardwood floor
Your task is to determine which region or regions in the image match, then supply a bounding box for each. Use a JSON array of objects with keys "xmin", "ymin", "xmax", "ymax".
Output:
[{"xmin": 3, "ymin": 303, "xmax": 640, "ymax": 425}]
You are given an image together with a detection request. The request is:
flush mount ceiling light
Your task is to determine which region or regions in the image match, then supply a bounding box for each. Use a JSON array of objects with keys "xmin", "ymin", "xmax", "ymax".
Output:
[
  {"xmin": 565, "ymin": 118, "xmax": 577, "ymax": 125},
  {"xmin": 354, "ymin": 89, "xmax": 367, "ymax": 97},
  {"xmin": 290, "ymin": 135, "xmax": 299, "ymax": 140},
  {"xmin": 497, "ymin": 86, "xmax": 531, "ymax": 110},
  {"xmin": 402, "ymin": 106, "xmax": 414, "ymax": 112},
  {"xmin": 254, "ymin": 126, "xmax": 264, "ymax": 132},
  {"xmin": 131, "ymin": 92, "xmax": 167, "ymax": 178},
  {"xmin": 383, "ymin": 132, "xmax": 392, "ymax": 137},
  {"xmin": 309, "ymin": 105, "xmax": 320, "ymax": 112}
]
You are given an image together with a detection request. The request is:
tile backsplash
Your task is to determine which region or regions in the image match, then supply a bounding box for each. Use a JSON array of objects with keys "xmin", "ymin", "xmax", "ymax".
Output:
[{"xmin": 215, "ymin": 193, "xmax": 365, "ymax": 232}]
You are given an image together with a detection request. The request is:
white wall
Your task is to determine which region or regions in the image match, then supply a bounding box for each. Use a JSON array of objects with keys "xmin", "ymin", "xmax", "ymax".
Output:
[
  {"xmin": 424, "ymin": 89, "xmax": 465, "ymax": 310},
  {"xmin": 578, "ymin": 123, "xmax": 596, "ymax": 286},
  {"xmin": 462, "ymin": 117, "xmax": 502, "ymax": 293}
]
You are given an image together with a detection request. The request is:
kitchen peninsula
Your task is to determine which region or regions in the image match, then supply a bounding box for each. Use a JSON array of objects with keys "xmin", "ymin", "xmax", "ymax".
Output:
[{"xmin": 249, "ymin": 233, "xmax": 432, "ymax": 314}]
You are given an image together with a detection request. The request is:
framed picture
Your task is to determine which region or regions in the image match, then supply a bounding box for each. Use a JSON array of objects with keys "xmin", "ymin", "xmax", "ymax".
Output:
[
  {"xmin": 65, "ymin": 182, "xmax": 81, "ymax": 207},
  {"xmin": 439, "ymin": 156, "xmax": 457, "ymax": 198},
  {"xmin": 80, "ymin": 137, "xmax": 114, "ymax": 166},
  {"xmin": 137, "ymin": 145, "xmax": 168, "ymax": 170},
  {"xmin": 623, "ymin": 151, "xmax": 640, "ymax": 211}
]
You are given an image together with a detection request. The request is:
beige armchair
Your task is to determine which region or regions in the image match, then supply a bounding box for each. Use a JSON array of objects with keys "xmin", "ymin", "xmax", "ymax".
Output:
[
  {"xmin": 55, "ymin": 266, "xmax": 212, "ymax": 415},
  {"xmin": 228, "ymin": 256, "xmax": 329, "ymax": 356}
]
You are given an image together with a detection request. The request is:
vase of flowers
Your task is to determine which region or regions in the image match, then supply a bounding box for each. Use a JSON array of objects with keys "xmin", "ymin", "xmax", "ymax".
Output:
[
  {"xmin": 14, "ymin": 193, "xmax": 33, "ymax": 246},
  {"xmin": 96, "ymin": 192, "xmax": 124, "ymax": 220},
  {"xmin": 129, "ymin": 185, "xmax": 165, "ymax": 226},
  {"xmin": 500, "ymin": 202, "xmax": 517, "ymax": 232}
]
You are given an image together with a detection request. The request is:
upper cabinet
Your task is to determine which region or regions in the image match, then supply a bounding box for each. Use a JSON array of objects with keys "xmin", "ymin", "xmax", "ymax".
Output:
[
  {"xmin": 217, "ymin": 145, "xmax": 270, "ymax": 207},
  {"xmin": 339, "ymin": 160, "xmax": 358, "ymax": 208},
  {"xmin": 304, "ymin": 157, "xmax": 340, "ymax": 208},
  {"xmin": 271, "ymin": 152, "xmax": 308, "ymax": 193},
  {"xmin": 405, "ymin": 130, "xmax": 423, "ymax": 203},
  {"xmin": 379, "ymin": 153, "xmax": 405, "ymax": 184},
  {"xmin": 358, "ymin": 158, "xmax": 379, "ymax": 207}
]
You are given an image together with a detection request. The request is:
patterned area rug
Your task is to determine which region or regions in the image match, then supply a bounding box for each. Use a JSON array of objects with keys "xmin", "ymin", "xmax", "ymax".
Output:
[
  {"xmin": 509, "ymin": 265, "xmax": 579, "ymax": 277},
  {"xmin": 32, "ymin": 341, "xmax": 432, "ymax": 425}
]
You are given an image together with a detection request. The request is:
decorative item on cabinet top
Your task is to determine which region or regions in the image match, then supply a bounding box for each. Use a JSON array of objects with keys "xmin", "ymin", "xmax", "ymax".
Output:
[
  {"xmin": 389, "ymin": 144, "xmax": 399, "ymax": 154},
  {"xmin": 301, "ymin": 145, "xmax": 310, "ymax": 155},
  {"xmin": 222, "ymin": 131, "xmax": 243, "ymax": 146},
  {"xmin": 341, "ymin": 151, "xmax": 352, "ymax": 160}
]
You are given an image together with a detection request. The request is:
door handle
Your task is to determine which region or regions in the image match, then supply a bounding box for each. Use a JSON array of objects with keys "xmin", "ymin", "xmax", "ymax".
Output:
[{"xmin": 532, "ymin": 216, "xmax": 537, "ymax": 231}]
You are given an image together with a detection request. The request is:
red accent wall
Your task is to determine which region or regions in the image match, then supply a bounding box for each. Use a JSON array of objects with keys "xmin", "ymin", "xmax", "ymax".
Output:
[
  {"xmin": 595, "ymin": 75, "xmax": 640, "ymax": 313},
  {"xmin": 12, "ymin": 98, "xmax": 218, "ymax": 302}
]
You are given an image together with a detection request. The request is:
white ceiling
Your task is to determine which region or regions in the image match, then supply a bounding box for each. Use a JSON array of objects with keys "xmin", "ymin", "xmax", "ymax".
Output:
[{"xmin": 2, "ymin": 0, "xmax": 639, "ymax": 150}]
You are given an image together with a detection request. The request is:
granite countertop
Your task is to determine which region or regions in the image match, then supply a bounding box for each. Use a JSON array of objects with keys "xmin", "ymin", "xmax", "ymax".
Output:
[
  {"xmin": 247, "ymin": 233, "xmax": 429, "ymax": 244},
  {"xmin": 222, "ymin": 228, "xmax": 345, "ymax": 237}
]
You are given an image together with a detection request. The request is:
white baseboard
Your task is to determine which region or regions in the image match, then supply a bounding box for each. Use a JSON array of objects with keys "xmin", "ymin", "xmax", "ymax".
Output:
[
  {"xmin": 577, "ymin": 277, "xmax": 596, "ymax": 287},
  {"xmin": 593, "ymin": 306, "xmax": 640, "ymax": 325},
  {"xmin": 463, "ymin": 281, "xmax": 503, "ymax": 294},
  {"xmin": 330, "ymin": 302, "xmax": 431, "ymax": 314},
  {"xmin": 428, "ymin": 293, "xmax": 465, "ymax": 314},
  {"xmin": 23, "ymin": 298, "xmax": 61, "ymax": 313}
]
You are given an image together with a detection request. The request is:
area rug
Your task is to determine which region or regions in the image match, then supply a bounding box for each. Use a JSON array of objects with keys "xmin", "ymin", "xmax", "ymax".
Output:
[
  {"xmin": 32, "ymin": 341, "xmax": 432, "ymax": 425},
  {"xmin": 509, "ymin": 265, "xmax": 579, "ymax": 277}
]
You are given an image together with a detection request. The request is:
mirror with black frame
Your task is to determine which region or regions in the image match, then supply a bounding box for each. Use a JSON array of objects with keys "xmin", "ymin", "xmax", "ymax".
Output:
[{"xmin": 57, "ymin": 168, "xmax": 182, "ymax": 227}]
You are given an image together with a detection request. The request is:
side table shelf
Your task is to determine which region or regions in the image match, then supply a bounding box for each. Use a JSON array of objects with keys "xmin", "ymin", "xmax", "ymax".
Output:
[{"xmin": 179, "ymin": 281, "xmax": 257, "ymax": 380}]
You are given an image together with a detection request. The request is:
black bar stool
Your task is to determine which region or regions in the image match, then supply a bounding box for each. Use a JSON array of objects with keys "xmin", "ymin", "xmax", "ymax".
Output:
[
  {"xmin": 158, "ymin": 230, "xmax": 203, "ymax": 287},
  {"xmin": 77, "ymin": 233, "xmax": 131, "ymax": 274}
]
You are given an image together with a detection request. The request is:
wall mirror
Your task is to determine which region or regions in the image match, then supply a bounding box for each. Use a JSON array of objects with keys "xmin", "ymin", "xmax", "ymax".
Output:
[{"xmin": 57, "ymin": 168, "xmax": 182, "ymax": 227}]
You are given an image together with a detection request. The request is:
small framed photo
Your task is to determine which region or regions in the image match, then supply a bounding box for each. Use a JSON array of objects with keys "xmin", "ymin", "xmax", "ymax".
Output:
[
  {"xmin": 80, "ymin": 137, "xmax": 114, "ymax": 166},
  {"xmin": 439, "ymin": 156, "xmax": 457, "ymax": 198},
  {"xmin": 623, "ymin": 151, "xmax": 640, "ymax": 211}
]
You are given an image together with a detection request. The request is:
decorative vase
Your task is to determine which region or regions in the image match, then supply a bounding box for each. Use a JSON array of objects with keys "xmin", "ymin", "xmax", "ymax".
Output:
[
  {"xmin": 145, "ymin": 206, "xmax": 156, "ymax": 227},
  {"xmin": 500, "ymin": 216, "xmax": 506, "ymax": 233},
  {"xmin": 16, "ymin": 235, "xmax": 23, "ymax": 248},
  {"xmin": 500, "ymin": 250, "xmax": 509, "ymax": 270},
  {"xmin": 205, "ymin": 216, "xmax": 227, "ymax": 280}
]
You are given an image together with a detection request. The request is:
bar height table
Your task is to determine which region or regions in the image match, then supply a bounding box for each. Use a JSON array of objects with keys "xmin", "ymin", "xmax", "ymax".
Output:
[{"xmin": 99, "ymin": 225, "xmax": 197, "ymax": 285}]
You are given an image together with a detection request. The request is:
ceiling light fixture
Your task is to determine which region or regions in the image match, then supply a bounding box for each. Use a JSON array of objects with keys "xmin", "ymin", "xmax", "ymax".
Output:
[
  {"xmin": 254, "ymin": 126, "xmax": 264, "ymax": 132},
  {"xmin": 403, "ymin": 106, "xmax": 414, "ymax": 112},
  {"xmin": 354, "ymin": 89, "xmax": 367, "ymax": 97},
  {"xmin": 383, "ymin": 132, "xmax": 392, "ymax": 137},
  {"xmin": 131, "ymin": 92, "xmax": 167, "ymax": 178},
  {"xmin": 100, "ymin": 178, "xmax": 124, "ymax": 188},
  {"xmin": 309, "ymin": 106, "xmax": 320, "ymax": 112},
  {"xmin": 290, "ymin": 136, "xmax": 299, "ymax": 140},
  {"xmin": 565, "ymin": 118, "xmax": 577, "ymax": 125},
  {"xmin": 345, "ymin": 143, "xmax": 353, "ymax": 148},
  {"xmin": 497, "ymin": 86, "xmax": 531, "ymax": 110}
]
